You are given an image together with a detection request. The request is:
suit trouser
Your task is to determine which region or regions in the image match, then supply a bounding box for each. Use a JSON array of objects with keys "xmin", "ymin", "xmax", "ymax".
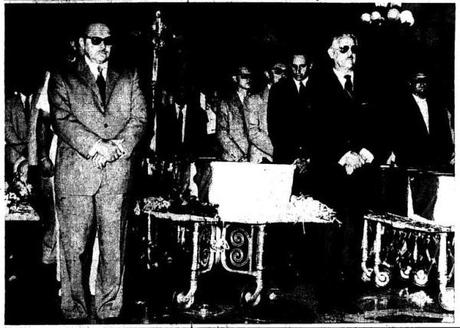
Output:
[
  {"xmin": 311, "ymin": 165, "xmax": 379, "ymax": 283},
  {"xmin": 40, "ymin": 175, "xmax": 58, "ymax": 263},
  {"xmin": 56, "ymin": 191, "xmax": 128, "ymax": 319}
]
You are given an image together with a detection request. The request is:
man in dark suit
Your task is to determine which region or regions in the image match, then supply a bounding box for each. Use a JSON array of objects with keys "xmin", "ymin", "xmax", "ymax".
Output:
[
  {"xmin": 387, "ymin": 70, "xmax": 454, "ymax": 170},
  {"xmin": 48, "ymin": 22, "xmax": 147, "ymax": 323},
  {"xmin": 308, "ymin": 33, "xmax": 380, "ymax": 303},
  {"xmin": 384, "ymin": 70, "xmax": 454, "ymax": 219},
  {"xmin": 156, "ymin": 85, "xmax": 208, "ymax": 161},
  {"xmin": 267, "ymin": 52, "xmax": 314, "ymax": 165}
]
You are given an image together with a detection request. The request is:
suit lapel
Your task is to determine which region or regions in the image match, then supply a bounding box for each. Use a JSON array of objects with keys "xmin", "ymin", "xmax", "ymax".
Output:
[
  {"xmin": 105, "ymin": 66, "xmax": 120, "ymax": 107},
  {"xmin": 76, "ymin": 59, "xmax": 105, "ymax": 113},
  {"xmin": 409, "ymin": 94, "xmax": 429, "ymax": 136}
]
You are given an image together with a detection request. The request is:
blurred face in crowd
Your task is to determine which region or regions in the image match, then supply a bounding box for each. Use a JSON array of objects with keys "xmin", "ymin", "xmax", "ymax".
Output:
[
  {"xmin": 80, "ymin": 23, "xmax": 112, "ymax": 64},
  {"xmin": 174, "ymin": 87, "xmax": 187, "ymax": 106},
  {"xmin": 328, "ymin": 34, "xmax": 357, "ymax": 72},
  {"xmin": 290, "ymin": 55, "xmax": 311, "ymax": 81},
  {"xmin": 234, "ymin": 66, "xmax": 252, "ymax": 90},
  {"xmin": 270, "ymin": 63, "xmax": 287, "ymax": 84},
  {"xmin": 409, "ymin": 72, "xmax": 429, "ymax": 98}
]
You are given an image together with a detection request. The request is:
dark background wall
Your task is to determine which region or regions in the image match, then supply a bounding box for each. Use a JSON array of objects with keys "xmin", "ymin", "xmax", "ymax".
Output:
[{"xmin": 4, "ymin": 2, "xmax": 455, "ymax": 101}]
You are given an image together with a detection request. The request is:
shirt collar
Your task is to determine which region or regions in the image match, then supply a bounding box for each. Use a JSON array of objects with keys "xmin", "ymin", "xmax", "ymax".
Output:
[
  {"xmin": 175, "ymin": 103, "xmax": 187, "ymax": 115},
  {"xmin": 85, "ymin": 56, "xmax": 108, "ymax": 80},
  {"xmin": 412, "ymin": 93, "xmax": 427, "ymax": 102},
  {"xmin": 333, "ymin": 68, "xmax": 354, "ymax": 87},
  {"xmin": 293, "ymin": 77, "xmax": 309, "ymax": 88}
]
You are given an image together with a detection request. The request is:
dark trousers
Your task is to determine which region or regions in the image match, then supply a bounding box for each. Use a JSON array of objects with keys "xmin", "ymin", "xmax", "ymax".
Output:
[
  {"xmin": 310, "ymin": 164, "xmax": 379, "ymax": 284},
  {"xmin": 410, "ymin": 173, "xmax": 439, "ymax": 220},
  {"xmin": 40, "ymin": 176, "xmax": 57, "ymax": 263},
  {"xmin": 56, "ymin": 191, "xmax": 128, "ymax": 319}
]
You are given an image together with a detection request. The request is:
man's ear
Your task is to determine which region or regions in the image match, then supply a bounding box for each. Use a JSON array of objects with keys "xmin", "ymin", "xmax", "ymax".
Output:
[
  {"xmin": 79, "ymin": 37, "xmax": 85, "ymax": 52},
  {"xmin": 327, "ymin": 47, "xmax": 334, "ymax": 60}
]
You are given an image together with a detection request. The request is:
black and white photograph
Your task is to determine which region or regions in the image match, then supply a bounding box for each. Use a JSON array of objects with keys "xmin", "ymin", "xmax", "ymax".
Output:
[{"xmin": 2, "ymin": 0, "xmax": 457, "ymax": 325}]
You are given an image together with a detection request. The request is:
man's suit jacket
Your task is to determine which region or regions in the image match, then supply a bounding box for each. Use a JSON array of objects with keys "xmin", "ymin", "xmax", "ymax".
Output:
[
  {"xmin": 5, "ymin": 91, "xmax": 41, "ymax": 171},
  {"xmin": 267, "ymin": 77, "xmax": 314, "ymax": 164},
  {"xmin": 48, "ymin": 58, "xmax": 147, "ymax": 196},
  {"xmin": 390, "ymin": 91, "xmax": 453, "ymax": 169},
  {"xmin": 309, "ymin": 69, "xmax": 378, "ymax": 169},
  {"xmin": 156, "ymin": 99, "xmax": 208, "ymax": 160},
  {"xmin": 216, "ymin": 93, "xmax": 250, "ymax": 162},
  {"xmin": 246, "ymin": 86, "xmax": 273, "ymax": 163}
]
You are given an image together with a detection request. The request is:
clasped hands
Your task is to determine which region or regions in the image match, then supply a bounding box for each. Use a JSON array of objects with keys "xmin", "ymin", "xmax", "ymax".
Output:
[
  {"xmin": 91, "ymin": 139, "xmax": 125, "ymax": 169},
  {"xmin": 338, "ymin": 148, "xmax": 374, "ymax": 175}
]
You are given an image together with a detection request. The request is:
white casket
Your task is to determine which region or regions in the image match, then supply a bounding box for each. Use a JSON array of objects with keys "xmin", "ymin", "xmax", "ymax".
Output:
[
  {"xmin": 407, "ymin": 173, "xmax": 456, "ymax": 227},
  {"xmin": 208, "ymin": 162, "xmax": 295, "ymax": 223},
  {"xmin": 432, "ymin": 175, "xmax": 456, "ymax": 226}
]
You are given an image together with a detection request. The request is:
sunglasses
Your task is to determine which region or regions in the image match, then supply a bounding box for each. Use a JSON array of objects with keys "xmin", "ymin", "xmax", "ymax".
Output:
[
  {"xmin": 273, "ymin": 67, "xmax": 286, "ymax": 75},
  {"xmin": 239, "ymin": 74, "xmax": 252, "ymax": 79},
  {"xmin": 338, "ymin": 45, "xmax": 358, "ymax": 54},
  {"xmin": 86, "ymin": 36, "xmax": 113, "ymax": 46}
]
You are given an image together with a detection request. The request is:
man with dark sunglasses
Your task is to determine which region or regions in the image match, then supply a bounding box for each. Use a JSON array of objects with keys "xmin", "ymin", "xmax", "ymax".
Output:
[
  {"xmin": 307, "ymin": 32, "xmax": 381, "ymax": 310},
  {"xmin": 216, "ymin": 65, "xmax": 253, "ymax": 162},
  {"xmin": 48, "ymin": 21, "xmax": 147, "ymax": 323}
]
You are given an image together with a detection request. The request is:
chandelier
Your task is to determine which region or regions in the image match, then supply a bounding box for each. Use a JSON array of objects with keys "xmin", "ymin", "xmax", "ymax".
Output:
[{"xmin": 360, "ymin": 2, "xmax": 415, "ymax": 26}]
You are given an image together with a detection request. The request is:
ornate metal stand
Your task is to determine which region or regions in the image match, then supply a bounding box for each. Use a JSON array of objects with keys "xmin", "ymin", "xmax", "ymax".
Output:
[
  {"xmin": 361, "ymin": 211, "xmax": 455, "ymax": 311},
  {"xmin": 145, "ymin": 212, "xmax": 265, "ymax": 308}
]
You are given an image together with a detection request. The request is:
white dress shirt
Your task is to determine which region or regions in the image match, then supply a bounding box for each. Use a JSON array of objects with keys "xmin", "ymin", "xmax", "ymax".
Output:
[
  {"xmin": 333, "ymin": 68, "xmax": 354, "ymax": 90},
  {"xmin": 175, "ymin": 103, "xmax": 187, "ymax": 144},
  {"xmin": 412, "ymin": 94, "xmax": 430, "ymax": 133},
  {"xmin": 85, "ymin": 56, "xmax": 108, "ymax": 80},
  {"xmin": 294, "ymin": 77, "xmax": 309, "ymax": 92}
]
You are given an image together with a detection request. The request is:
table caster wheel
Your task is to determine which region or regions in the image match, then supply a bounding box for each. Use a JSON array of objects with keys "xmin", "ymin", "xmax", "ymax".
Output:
[
  {"xmin": 361, "ymin": 268, "xmax": 373, "ymax": 282},
  {"xmin": 413, "ymin": 269, "xmax": 428, "ymax": 288},
  {"xmin": 173, "ymin": 291, "xmax": 194, "ymax": 309},
  {"xmin": 374, "ymin": 268, "xmax": 391, "ymax": 288},
  {"xmin": 240, "ymin": 285, "xmax": 261, "ymax": 307},
  {"xmin": 399, "ymin": 266, "xmax": 412, "ymax": 280}
]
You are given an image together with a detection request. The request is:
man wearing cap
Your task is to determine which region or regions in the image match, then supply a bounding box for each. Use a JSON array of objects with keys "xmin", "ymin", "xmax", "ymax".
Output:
[
  {"xmin": 48, "ymin": 21, "xmax": 147, "ymax": 323},
  {"xmin": 245, "ymin": 62, "xmax": 286, "ymax": 163}
]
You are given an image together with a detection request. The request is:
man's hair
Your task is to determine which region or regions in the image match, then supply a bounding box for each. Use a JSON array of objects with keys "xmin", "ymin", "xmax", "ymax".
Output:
[
  {"xmin": 288, "ymin": 48, "xmax": 313, "ymax": 64},
  {"xmin": 231, "ymin": 64, "xmax": 251, "ymax": 77},
  {"xmin": 79, "ymin": 20, "xmax": 112, "ymax": 37}
]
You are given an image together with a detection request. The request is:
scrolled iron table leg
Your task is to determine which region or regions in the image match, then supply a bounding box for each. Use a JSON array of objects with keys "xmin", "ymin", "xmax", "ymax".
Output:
[
  {"xmin": 373, "ymin": 222, "xmax": 391, "ymax": 288},
  {"xmin": 241, "ymin": 224, "xmax": 265, "ymax": 306},
  {"xmin": 361, "ymin": 219, "xmax": 373, "ymax": 282},
  {"xmin": 438, "ymin": 232, "xmax": 454, "ymax": 311},
  {"xmin": 175, "ymin": 222, "xmax": 200, "ymax": 309}
]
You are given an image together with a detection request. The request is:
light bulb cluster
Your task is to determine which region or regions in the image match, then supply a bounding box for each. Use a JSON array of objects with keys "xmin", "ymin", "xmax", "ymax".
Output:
[{"xmin": 361, "ymin": 2, "xmax": 414, "ymax": 26}]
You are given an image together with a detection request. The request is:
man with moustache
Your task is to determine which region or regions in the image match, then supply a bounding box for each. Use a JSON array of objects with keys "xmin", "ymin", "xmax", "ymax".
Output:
[
  {"xmin": 308, "ymin": 32, "xmax": 379, "ymax": 308},
  {"xmin": 48, "ymin": 21, "xmax": 147, "ymax": 323}
]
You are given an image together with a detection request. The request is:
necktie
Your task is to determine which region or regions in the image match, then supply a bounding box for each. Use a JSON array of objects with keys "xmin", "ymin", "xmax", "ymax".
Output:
[
  {"xmin": 23, "ymin": 95, "xmax": 31, "ymax": 124},
  {"xmin": 96, "ymin": 66, "xmax": 106, "ymax": 104},
  {"xmin": 344, "ymin": 74, "xmax": 353, "ymax": 97},
  {"xmin": 177, "ymin": 106, "xmax": 184, "ymax": 144},
  {"xmin": 299, "ymin": 82, "xmax": 306, "ymax": 94}
]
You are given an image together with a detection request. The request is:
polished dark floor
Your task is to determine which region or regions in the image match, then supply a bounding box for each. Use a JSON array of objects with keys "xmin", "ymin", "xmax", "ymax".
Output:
[{"xmin": 5, "ymin": 221, "xmax": 453, "ymax": 325}]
